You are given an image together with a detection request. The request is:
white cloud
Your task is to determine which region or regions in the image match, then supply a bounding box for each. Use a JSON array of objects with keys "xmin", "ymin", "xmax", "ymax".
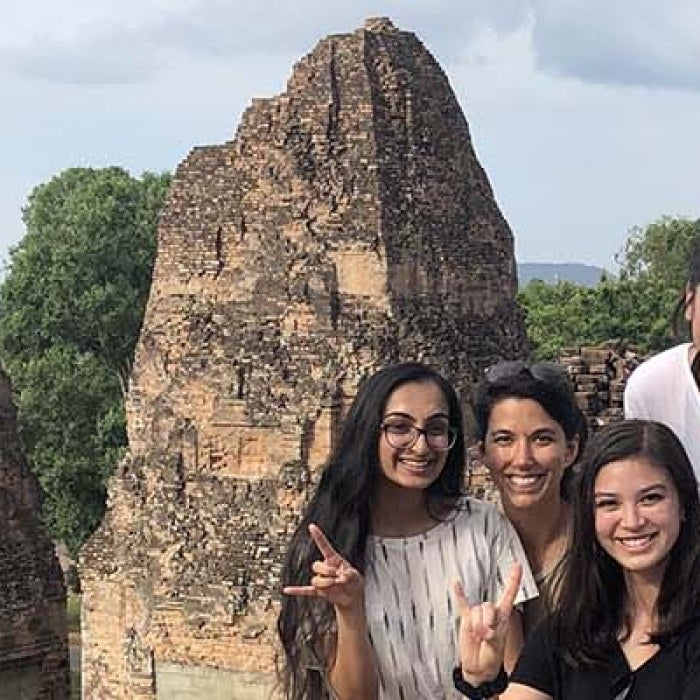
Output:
[
  {"xmin": 440, "ymin": 18, "xmax": 700, "ymax": 265},
  {"xmin": 2, "ymin": 1, "xmax": 700, "ymax": 267},
  {"xmin": 531, "ymin": 0, "xmax": 700, "ymax": 90},
  {"xmin": 0, "ymin": 0, "xmax": 183, "ymax": 83},
  {"xmin": 1, "ymin": 0, "xmax": 531, "ymax": 83},
  {"xmin": 0, "ymin": 33, "xmax": 156, "ymax": 84},
  {"xmin": 5, "ymin": 1, "xmax": 699, "ymax": 92}
]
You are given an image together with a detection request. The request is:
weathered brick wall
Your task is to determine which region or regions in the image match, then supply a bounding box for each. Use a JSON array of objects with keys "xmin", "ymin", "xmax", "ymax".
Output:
[
  {"xmin": 561, "ymin": 344, "xmax": 641, "ymax": 432},
  {"xmin": 80, "ymin": 17, "xmax": 527, "ymax": 699},
  {"xmin": 0, "ymin": 368, "xmax": 69, "ymax": 699}
]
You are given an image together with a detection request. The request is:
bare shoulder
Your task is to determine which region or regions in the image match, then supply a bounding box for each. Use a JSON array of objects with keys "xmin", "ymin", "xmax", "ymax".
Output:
[{"xmin": 501, "ymin": 682, "xmax": 553, "ymax": 700}]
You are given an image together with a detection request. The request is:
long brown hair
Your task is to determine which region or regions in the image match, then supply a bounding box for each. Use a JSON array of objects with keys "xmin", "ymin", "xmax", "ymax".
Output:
[
  {"xmin": 554, "ymin": 420, "xmax": 700, "ymax": 667},
  {"xmin": 672, "ymin": 233, "xmax": 700, "ymax": 342}
]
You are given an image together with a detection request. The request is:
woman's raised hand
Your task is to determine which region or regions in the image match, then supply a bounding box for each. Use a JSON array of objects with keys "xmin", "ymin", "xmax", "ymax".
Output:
[
  {"xmin": 283, "ymin": 523, "xmax": 364, "ymax": 611},
  {"xmin": 455, "ymin": 563, "xmax": 522, "ymax": 685}
]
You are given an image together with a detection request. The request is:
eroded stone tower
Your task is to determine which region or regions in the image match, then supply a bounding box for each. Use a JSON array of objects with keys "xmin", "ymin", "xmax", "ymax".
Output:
[
  {"xmin": 0, "ymin": 368, "xmax": 69, "ymax": 698},
  {"xmin": 80, "ymin": 17, "xmax": 526, "ymax": 699}
]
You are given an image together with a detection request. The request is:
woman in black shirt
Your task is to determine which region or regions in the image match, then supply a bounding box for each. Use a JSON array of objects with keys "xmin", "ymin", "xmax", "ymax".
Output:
[{"xmin": 454, "ymin": 420, "xmax": 700, "ymax": 700}]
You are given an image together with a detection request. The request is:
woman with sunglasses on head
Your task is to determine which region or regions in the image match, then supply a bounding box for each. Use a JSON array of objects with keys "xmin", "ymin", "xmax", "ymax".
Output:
[
  {"xmin": 624, "ymin": 233, "xmax": 700, "ymax": 476},
  {"xmin": 454, "ymin": 419, "xmax": 700, "ymax": 700},
  {"xmin": 473, "ymin": 361, "xmax": 587, "ymax": 634},
  {"xmin": 278, "ymin": 362, "xmax": 537, "ymax": 700}
]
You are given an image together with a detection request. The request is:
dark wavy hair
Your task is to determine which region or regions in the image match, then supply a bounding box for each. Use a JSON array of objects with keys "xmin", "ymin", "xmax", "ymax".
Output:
[
  {"xmin": 473, "ymin": 362, "xmax": 587, "ymax": 498},
  {"xmin": 554, "ymin": 419, "xmax": 700, "ymax": 667},
  {"xmin": 277, "ymin": 362, "xmax": 466, "ymax": 699},
  {"xmin": 672, "ymin": 230, "xmax": 700, "ymax": 339}
]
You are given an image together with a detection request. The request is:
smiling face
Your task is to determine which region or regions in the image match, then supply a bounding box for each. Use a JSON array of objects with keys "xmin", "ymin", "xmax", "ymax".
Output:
[
  {"xmin": 377, "ymin": 379, "xmax": 451, "ymax": 493},
  {"xmin": 482, "ymin": 397, "xmax": 578, "ymax": 513},
  {"xmin": 594, "ymin": 456, "xmax": 682, "ymax": 582}
]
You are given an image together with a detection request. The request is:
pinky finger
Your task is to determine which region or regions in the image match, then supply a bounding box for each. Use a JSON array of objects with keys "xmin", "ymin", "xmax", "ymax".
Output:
[{"xmin": 282, "ymin": 585, "xmax": 319, "ymax": 597}]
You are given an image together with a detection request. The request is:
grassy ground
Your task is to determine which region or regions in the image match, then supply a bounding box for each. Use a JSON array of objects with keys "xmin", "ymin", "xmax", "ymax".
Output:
[
  {"xmin": 67, "ymin": 593, "xmax": 81, "ymax": 633},
  {"xmin": 67, "ymin": 593, "xmax": 81, "ymax": 699},
  {"xmin": 70, "ymin": 671, "xmax": 80, "ymax": 699}
]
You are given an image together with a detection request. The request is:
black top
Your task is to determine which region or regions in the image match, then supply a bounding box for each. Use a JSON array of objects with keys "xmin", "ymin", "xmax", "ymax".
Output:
[{"xmin": 510, "ymin": 617, "xmax": 700, "ymax": 699}]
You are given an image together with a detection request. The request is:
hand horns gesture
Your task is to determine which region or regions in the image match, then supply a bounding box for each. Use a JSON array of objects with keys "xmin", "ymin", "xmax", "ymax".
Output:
[
  {"xmin": 283, "ymin": 523, "xmax": 364, "ymax": 612},
  {"xmin": 455, "ymin": 563, "xmax": 522, "ymax": 686}
]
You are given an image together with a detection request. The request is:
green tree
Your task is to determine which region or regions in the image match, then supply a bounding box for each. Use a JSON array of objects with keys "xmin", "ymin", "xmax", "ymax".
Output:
[
  {"xmin": 0, "ymin": 167, "xmax": 171, "ymax": 553},
  {"xmin": 617, "ymin": 216, "xmax": 700, "ymax": 286},
  {"xmin": 520, "ymin": 217, "xmax": 699, "ymax": 360},
  {"xmin": 518, "ymin": 279, "xmax": 602, "ymax": 360},
  {"xmin": 617, "ymin": 216, "xmax": 700, "ymax": 342}
]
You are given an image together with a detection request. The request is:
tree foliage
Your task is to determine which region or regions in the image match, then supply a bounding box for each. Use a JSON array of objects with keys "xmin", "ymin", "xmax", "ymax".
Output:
[
  {"xmin": 0, "ymin": 167, "xmax": 171, "ymax": 553},
  {"xmin": 617, "ymin": 216, "xmax": 700, "ymax": 286},
  {"xmin": 519, "ymin": 217, "xmax": 700, "ymax": 360}
]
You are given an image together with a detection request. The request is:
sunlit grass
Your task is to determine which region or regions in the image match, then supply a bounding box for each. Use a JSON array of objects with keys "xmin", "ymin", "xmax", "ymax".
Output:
[
  {"xmin": 70, "ymin": 670, "xmax": 80, "ymax": 699},
  {"xmin": 67, "ymin": 593, "xmax": 81, "ymax": 634},
  {"xmin": 67, "ymin": 593, "xmax": 81, "ymax": 698}
]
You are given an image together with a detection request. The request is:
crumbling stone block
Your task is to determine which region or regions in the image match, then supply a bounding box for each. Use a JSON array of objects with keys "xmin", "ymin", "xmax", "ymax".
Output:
[{"xmin": 0, "ymin": 368, "xmax": 69, "ymax": 698}]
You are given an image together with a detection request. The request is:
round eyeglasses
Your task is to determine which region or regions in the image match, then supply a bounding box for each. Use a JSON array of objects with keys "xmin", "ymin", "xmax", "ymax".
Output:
[{"xmin": 380, "ymin": 422, "xmax": 457, "ymax": 451}]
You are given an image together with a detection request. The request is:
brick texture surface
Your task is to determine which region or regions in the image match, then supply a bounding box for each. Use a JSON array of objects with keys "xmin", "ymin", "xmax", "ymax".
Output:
[{"xmin": 0, "ymin": 368, "xmax": 69, "ymax": 698}]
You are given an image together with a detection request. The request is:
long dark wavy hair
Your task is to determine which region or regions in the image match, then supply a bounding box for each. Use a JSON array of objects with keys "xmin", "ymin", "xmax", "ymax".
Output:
[
  {"xmin": 473, "ymin": 362, "xmax": 587, "ymax": 499},
  {"xmin": 672, "ymin": 232, "xmax": 700, "ymax": 386},
  {"xmin": 277, "ymin": 362, "xmax": 466, "ymax": 699},
  {"xmin": 672, "ymin": 231, "xmax": 700, "ymax": 338},
  {"xmin": 554, "ymin": 419, "xmax": 700, "ymax": 667}
]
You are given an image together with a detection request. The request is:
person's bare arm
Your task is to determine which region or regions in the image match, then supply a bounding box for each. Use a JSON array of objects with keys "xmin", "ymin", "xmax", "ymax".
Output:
[
  {"xmin": 329, "ymin": 595, "xmax": 378, "ymax": 699},
  {"xmin": 283, "ymin": 524, "xmax": 378, "ymax": 699},
  {"xmin": 455, "ymin": 565, "xmax": 552, "ymax": 700},
  {"xmin": 500, "ymin": 684, "xmax": 552, "ymax": 700}
]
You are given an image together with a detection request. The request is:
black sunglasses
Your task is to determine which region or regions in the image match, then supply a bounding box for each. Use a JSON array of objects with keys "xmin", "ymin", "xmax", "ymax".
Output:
[{"xmin": 483, "ymin": 360, "xmax": 570, "ymax": 387}]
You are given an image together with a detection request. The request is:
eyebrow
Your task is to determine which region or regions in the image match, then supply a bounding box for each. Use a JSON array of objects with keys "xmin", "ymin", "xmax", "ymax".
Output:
[
  {"xmin": 594, "ymin": 483, "xmax": 669, "ymax": 497},
  {"xmin": 383, "ymin": 411, "xmax": 450, "ymax": 421},
  {"xmin": 490, "ymin": 427, "xmax": 557, "ymax": 436}
]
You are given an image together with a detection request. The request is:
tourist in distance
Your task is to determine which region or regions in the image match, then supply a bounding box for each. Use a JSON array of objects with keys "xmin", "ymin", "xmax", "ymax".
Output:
[
  {"xmin": 473, "ymin": 360, "xmax": 586, "ymax": 633},
  {"xmin": 277, "ymin": 362, "xmax": 538, "ymax": 699},
  {"xmin": 624, "ymin": 233, "xmax": 700, "ymax": 477},
  {"xmin": 453, "ymin": 420, "xmax": 700, "ymax": 699}
]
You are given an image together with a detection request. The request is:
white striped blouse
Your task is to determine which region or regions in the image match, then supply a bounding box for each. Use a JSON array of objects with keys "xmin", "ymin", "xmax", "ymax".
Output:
[{"xmin": 364, "ymin": 497, "xmax": 538, "ymax": 699}]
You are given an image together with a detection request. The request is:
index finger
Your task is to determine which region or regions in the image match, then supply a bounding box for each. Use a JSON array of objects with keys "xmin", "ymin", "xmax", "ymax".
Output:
[
  {"xmin": 497, "ymin": 562, "xmax": 522, "ymax": 614},
  {"xmin": 308, "ymin": 523, "xmax": 338, "ymax": 560},
  {"xmin": 453, "ymin": 580, "xmax": 472, "ymax": 615}
]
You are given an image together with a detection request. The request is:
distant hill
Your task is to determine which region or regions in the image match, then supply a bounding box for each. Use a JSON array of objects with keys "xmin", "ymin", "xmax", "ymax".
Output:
[{"xmin": 517, "ymin": 262, "xmax": 608, "ymax": 288}]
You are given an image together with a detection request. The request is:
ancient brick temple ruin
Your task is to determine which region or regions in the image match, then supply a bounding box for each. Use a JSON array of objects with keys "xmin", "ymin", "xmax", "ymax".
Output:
[
  {"xmin": 0, "ymin": 368, "xmax": 69, "ymax": 698},
  {"xmin": 80, "ymin": 17, "xmax": 527, "ymax": 699},
  {"xmin": 560, "ymin": 344, "xmax": 640, "ymax": 432}
]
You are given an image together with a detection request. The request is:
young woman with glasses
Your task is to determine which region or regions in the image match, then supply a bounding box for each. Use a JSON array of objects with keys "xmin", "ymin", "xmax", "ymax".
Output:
[
  {"xmin": 624, "ymin": 234, "xmax": 700, "ymax": 477},
  {"xmin": 454, "ymin": 420, "xmax": 700, "ymax": 700},
  {"xmin": 473, "ymin": 361, "xmax": 587, "ymax": 634},
  {"xmin": 278, "ymin": 362, "xmax": 537, "ymax": 699}
]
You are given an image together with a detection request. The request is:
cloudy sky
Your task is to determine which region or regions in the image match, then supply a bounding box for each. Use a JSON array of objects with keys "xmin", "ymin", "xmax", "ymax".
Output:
[{"xmin": 2, "ymin": 0, "xmax": 700, "ymax": 269}]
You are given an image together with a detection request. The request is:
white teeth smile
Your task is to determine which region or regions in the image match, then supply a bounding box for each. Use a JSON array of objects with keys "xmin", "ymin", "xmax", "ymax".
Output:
[
  {"xmin": 400, "ymin": 460, "xmax": 431, "ymax": 471},
  {"xmin": 617, "ymin": 534, "xmax": 656, "ymax": 549},
  {"xmin": 507, "ymin": 475, "xmax": 543, "ymax": 487}
]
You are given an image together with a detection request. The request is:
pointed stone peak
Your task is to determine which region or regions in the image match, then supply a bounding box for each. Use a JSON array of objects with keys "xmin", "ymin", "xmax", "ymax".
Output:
[{"xmin": 362, "ymin": 16, "xmax": 398, "ymax": 32}]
